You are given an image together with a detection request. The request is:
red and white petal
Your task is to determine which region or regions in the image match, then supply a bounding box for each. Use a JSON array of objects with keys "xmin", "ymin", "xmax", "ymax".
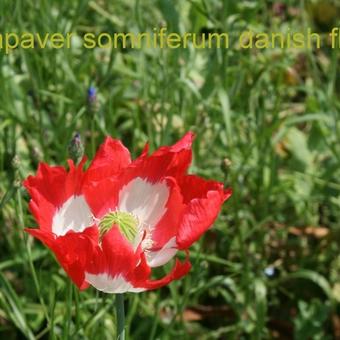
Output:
[
  {"xmin": 146, "ymin": 236, "xmax": 177, "ymax": 267},
  {"xmin": 52, "ymin": 195, "xmax": 93, "ymax": 236},
  {"xmin": 176, "ymin": 175, "xmax": 232, "ymax": 249},
  {"xmin": 25, "ymin": 226, "xmax": 98, "ymax": 290},
  {"xmin": 83, "ymin": 178, "xmax": 119, "ymax": 219},
  {"xmin": 24, "ymin": 163, "xmax": 68, "ymax": 208},
  {"xmin": 146, "ymin": 177, "xmax": 184, "ymax": 251},
  {"xmin": 133, "ymin": 132, "xmax": 195, "ymax": 182},
  {"xmin": 117, "ymin": 175, "xmax": 185, "ymax": 254},
  {"xmin": 24, "ymin": 164, "xmax": 68, "ymax": 231},
  {"xmin": 84, "ymin": 227, "xmax": 140, "ymax": 293},
  {"xmin": 84, "ymin": 273, "xmax": 145, "ymax": 293},
  {"xmin": 142, "ymin": 258, "xmax": 191, "ymax": 290},
  {"xmin": 84, "ymin": 133, "xmax": 194, "ymax": 223},
  {"xmin": 23, "ymin": 159, "xmax": 91, "ymax": 234},
  {"xmin": 118, "ymin": 177, "xmax": 169, "ymax": 229},
  {"xmin": 151, "ymin": 131, "xmax": 194, "ymax": 158},
  {"xmin": 83, "ymin": 226, "xmax": 189, "ymax": 293},
  {"xmin": 86, "ymin": 136, "xmax": 131, "ymax": 182},
  {"xmin": 129, "ymin": 252, "xmax": 191, "ymax": 291}
]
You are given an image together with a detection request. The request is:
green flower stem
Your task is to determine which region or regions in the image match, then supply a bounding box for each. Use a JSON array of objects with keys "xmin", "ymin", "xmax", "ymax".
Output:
[{"xmin": 115, "ymin": 294, "xmax": 125, "ymax": 340}]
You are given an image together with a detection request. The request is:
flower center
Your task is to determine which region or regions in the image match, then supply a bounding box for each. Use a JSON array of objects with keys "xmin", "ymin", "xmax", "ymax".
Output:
[{"xmin": 99, "ymin": 211, "xmax": 139, "ymax": 243}]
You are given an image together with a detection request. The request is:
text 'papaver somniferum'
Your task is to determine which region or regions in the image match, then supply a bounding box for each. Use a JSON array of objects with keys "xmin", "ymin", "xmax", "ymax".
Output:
[{"xmin": 24, "ymin": 132, "xmax": 232, "ymax": 293}]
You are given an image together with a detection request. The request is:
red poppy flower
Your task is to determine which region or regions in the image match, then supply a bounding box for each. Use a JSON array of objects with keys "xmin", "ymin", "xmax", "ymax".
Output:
[{"xmin": 24, "ymin": 132, "xmax": 232, "ymax": 293}]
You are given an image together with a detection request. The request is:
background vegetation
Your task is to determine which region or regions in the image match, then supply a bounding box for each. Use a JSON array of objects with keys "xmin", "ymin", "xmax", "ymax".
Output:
[{"xmin": 0, "ymin": 0, "xmax": 339, "ymax": 338}]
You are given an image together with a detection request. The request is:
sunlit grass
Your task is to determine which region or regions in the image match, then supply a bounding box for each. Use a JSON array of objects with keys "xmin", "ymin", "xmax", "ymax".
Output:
[{"xmin": 0, "ymin": 0, "xmax": 339, "ymax": 338}]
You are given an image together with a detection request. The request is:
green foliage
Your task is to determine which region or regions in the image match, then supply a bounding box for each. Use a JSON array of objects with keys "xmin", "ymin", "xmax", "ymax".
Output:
[
  {"xmin": 0, "ymin": 0, "xmax": 339, "ymax": 339},
  {"xmin": 294, "ymin": 299, "xmax": 332, "ymax": 340}
]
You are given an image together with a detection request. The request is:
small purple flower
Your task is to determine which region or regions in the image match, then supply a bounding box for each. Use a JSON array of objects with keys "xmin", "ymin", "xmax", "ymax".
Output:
[{"xmin": 87, "ymin": 86, "xmax": 97, "ymax": 104}]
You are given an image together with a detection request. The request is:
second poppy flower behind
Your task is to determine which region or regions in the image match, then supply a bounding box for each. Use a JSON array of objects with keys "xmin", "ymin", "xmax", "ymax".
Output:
[{"xmin": 25, "ymin": 132, "xmax": 232, "ymax": 293}]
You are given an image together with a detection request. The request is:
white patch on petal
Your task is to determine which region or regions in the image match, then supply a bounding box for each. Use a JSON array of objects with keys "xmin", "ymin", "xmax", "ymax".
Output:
[
  {"xmin": 85, "ymin": 272, "xmax": 145, "ymax": 293},
  {"xmin": 52, "ymin": 195, "xmax": 93, "ymax": 236},
  {"xmin": 146, "ymin": 237, "xmax": 178, "ymax": 267},
  {"xmin": 118, "ymin": 177, "xmax": 169, "ymax": 229}
]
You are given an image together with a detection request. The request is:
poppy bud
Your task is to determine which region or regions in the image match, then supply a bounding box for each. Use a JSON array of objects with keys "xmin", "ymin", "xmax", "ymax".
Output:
[
  {"xmin": 221, "ymin": 158, "xmax": 232, "ymax": 174},
  {"xmin": 11, "ymin": 155, "xmax": 21, "ymax": 170},
  {"xmin": 68, "ymin": 133, "xmax": 84, "ymax": 165}
]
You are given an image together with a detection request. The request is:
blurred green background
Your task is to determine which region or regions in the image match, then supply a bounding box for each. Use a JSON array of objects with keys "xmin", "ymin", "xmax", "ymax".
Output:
[{"xmin": 0, "ymin": 0, "xmax": 339, "ymax": 339}]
